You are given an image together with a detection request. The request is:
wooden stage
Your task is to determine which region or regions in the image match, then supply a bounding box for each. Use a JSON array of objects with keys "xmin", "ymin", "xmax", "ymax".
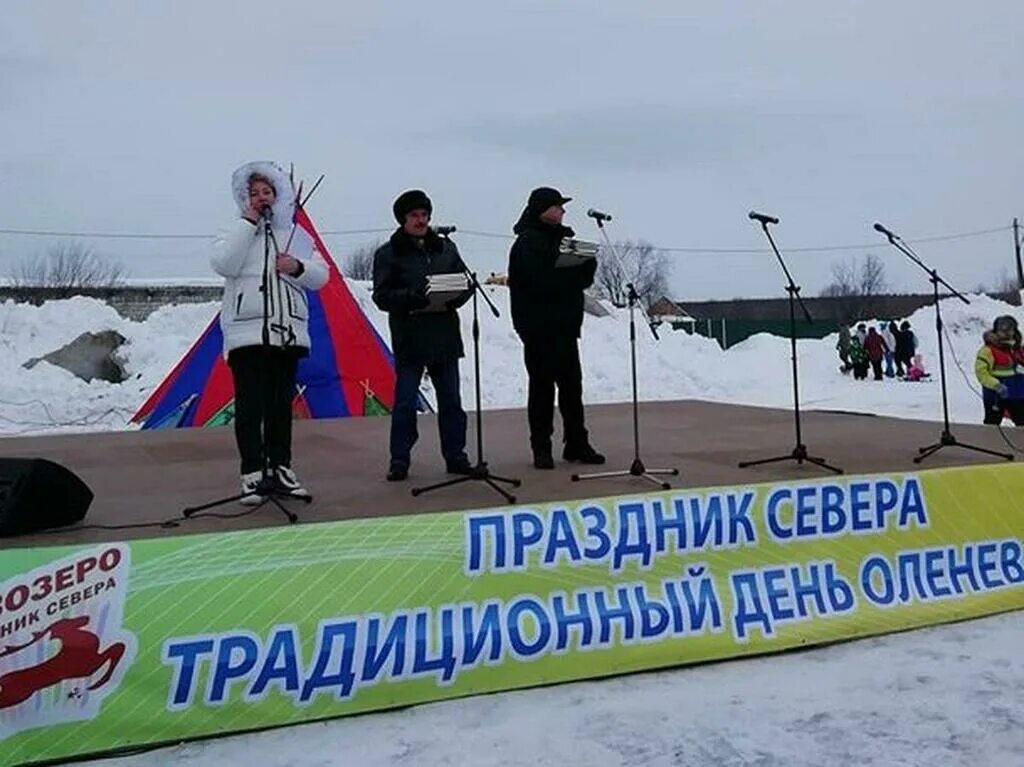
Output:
[{"xmin": 1, "ymin": 400, "xmax": 1016, "ymax": 549}]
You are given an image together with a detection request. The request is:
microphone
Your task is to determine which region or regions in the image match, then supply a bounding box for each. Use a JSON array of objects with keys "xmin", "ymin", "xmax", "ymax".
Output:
[
  {"xmin": 873, "ymin": 222, "xmax": 897, "ymax": 240},
  {"xmin": 433, "ymin": 225, "xmax": 457, "ymax": 236},
  {"xmin": 587, "ymin": 208, "xmax": 613, "ymax": 222},
  {"xmin": 748, "ymin": 210, "xmax": 779, "ymax": 225}
]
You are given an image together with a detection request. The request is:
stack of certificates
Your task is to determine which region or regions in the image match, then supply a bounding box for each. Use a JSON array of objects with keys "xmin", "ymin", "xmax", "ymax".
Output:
[
  {"xmin": 416, "ymin": 272, "xmax": 471, "ymax": 312},
  {"xmin": 557, "ymin": 238, "xmax": 600, "ymax": 267},
  {"xmin": 427, "ymin": 273, "xmax": 470, "ymax": 294}
]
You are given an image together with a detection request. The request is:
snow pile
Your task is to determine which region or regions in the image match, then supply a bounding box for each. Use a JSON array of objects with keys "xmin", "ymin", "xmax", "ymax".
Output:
[
  {"xmin": 0, "ymin": 287, "xmax": 1019, "ymax": 435},
  {"xmin": 0, "ymin": 297, "xmax": 217, "ymax": 434}
]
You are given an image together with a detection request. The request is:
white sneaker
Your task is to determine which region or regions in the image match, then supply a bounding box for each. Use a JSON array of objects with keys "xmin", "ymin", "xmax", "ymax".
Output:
[
  {"xmin": 240, "ymin": 471, "xmax": 265, "ymax": 506},
  {"xmin": 274, "ymin": 466, "xmax": 311, "ymax": 499}
]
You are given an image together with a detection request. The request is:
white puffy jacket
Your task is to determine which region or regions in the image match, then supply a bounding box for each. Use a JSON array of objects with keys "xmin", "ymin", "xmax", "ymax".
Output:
[{"xmin": 211, "ymin": 161, "xmax": 329, "ymax": 355}]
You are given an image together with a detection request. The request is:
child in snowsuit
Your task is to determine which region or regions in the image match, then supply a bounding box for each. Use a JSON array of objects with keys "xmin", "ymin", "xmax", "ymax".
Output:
[
  {"xmin": 849, "ymin": 335, "xmax": 869, "ymax": 380},
  {"xmin": 974, "ymin": 315, "xmax": 1024, "ymax": 425}
]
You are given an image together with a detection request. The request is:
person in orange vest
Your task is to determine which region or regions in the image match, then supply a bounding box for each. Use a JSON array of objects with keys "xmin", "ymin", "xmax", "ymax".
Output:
[{"xmin": 975, "ymin": 315, "xmax": 1024, "ymax": 425}]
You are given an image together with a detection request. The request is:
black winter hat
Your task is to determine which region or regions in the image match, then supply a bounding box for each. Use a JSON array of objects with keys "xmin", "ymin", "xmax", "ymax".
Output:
[
  {"xmin": 526, "ymin": 186, "xmax": 571, "ymax": 214},
  {"xmin": 393, "ymin": 189, "xmax": 433, "ymax": 223}
]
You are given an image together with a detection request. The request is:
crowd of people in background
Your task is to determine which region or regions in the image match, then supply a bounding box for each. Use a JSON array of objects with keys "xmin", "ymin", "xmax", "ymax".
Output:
[
  {"xmin": 833, "ymin": 314, "xmax": 1024, "ymax": 427},
  {"xmin": 836, "ymin": 320, "xmax": 925, "ymax": 382}
]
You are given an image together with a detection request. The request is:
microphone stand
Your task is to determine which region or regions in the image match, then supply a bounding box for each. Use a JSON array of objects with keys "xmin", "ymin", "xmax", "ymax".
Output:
[
  {"xmin": 738, "ymin": 216, "xmax": 843, "ymax": 475},
  {"xmin": 411, "ymin": 243, "xmax": 522, "ymax": 503},
  {"xmin": 572, "ymin": 217, "xmax": 679, "ymax": 489},
  {"xmin": 183, "ymin": 211, "xmax": 312, "ymax": 523},
  {"xmin": 875, "ymin": 226, "xmax": 1012, "ymax": 463}
]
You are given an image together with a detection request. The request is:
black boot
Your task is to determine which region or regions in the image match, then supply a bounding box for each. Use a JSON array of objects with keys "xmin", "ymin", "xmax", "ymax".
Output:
[
  {"xmin": 446, "ymin": 455, "xmax": 474, "ymax": 475},
  {"xmin": 531, "ymin": 438, "xmax": 554, "ymax": 470},
  {"xmin": 386, "ymin": 462, "xmax": 409, "ymax": 482},
  {"xmin": 533, "ymin": 449, "xmax": 555, "ymax": 470},
  {"xmin": 563, "ymin": 443, "xmax": 606, "ymax": 465}
]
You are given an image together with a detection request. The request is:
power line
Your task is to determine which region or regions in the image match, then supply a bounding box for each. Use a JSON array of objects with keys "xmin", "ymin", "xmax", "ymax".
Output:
[
  {"xmin": 0, "ymin": 223, "xmax": 1012, "ymax": 255},
  {"xmin": 452, "ymin": 225, "xmax": 1014, "ymax": 254},
  {"xmin": 654, "ymin": 225, "xmax": 1013, "ymax": 255},
  {"xmin": 0, "ymin": 228, "xmax": 211, "ymax": 240},
  {"xmin": 318, "ymin": 228, "xmax": 394, "ymax": 236},
  {"xmin": 0, "ymin": 226, "xmax": 395, "ymax": 240}
]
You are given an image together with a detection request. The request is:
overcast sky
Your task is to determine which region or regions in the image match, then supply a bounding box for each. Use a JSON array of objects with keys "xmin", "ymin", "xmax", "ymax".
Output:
[{"xmin": 1, "ymin": 1, "xmax": 1021, "ymax": 299}]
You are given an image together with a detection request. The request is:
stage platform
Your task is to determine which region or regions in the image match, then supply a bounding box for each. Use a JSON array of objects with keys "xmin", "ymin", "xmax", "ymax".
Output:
[{"xmin": 1, "ymin": 400, "xmax": 1015, "ymax": 549}]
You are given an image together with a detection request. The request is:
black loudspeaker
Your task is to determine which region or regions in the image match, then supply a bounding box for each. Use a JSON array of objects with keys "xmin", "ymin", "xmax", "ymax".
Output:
[{"xmin": 0, "ymin": 458, "xmax": 93, "ymax": 537}]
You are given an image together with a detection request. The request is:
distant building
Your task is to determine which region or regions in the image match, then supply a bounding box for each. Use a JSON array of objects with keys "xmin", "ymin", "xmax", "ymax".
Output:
[{"xmin": 647, "ymin": 296, "xmax": 696, "ymax": 330}]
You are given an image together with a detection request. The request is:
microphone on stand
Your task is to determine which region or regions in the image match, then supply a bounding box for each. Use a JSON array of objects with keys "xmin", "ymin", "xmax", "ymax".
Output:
[
  {"xmin": 873, "ymin": 222, "xmax": 898, "ymax": 240},
  {"xmin": 587, "ymin": 208, "xmax": 613, "ymax": 222},
  {"xmin": 748, "ymin": 210, "xmax": 779, "ymax": 225},
  {"xmin": 260, "ymin": 205, "xmax": 274, "ymax": 232},
  {"xmin": 433, "ymin": 225, "xmax": 457, "ymax": 236}
]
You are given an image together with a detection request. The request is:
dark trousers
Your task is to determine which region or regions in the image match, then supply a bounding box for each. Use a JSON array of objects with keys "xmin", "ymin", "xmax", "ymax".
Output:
[
  {"xmin": 870, "ymin": 358, "xmax": 883, "ymax": 380},
  {"xmin": 983, "ymin": 388, "xmax": 1024, "ymax": 425},
  {"xmin": 390, "ymin": 357, "xmax": 467, "ymax": 467},
  {"xmin": 523, "ymin": 335, "xmax": 588, "ymax": 452},
  {"xmin": 852, "ymin": 361, "xmax": 869, "ymax": 380},
  {"xmin": 228, "ymin": 346, "xmax": 300, "ymax": 474}
]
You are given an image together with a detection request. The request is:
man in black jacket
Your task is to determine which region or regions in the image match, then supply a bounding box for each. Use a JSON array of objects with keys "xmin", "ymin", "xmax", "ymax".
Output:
[
  {"xmin": 372, "ymin": 190, "xmax": 472, "ymax": 481},
  {"xmin": 508, "ymin": 187, "xmax": 605, "ymax": 469}
]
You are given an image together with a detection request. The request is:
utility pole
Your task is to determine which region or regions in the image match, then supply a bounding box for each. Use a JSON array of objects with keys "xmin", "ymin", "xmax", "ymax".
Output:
[{"xmin": 1015, "ymin": 217, "xmax": 1023, "ymax": 303}]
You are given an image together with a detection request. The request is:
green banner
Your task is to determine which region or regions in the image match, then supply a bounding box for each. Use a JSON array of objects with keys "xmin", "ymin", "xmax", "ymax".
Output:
[{"xmin": 2, "ymin": 464, "xmax": 1023, "ymax": 766}]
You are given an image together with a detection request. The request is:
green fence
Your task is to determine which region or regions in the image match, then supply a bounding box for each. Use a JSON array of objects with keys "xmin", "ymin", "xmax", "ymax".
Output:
[{"xmin": 672, "ymin": 318, "xmax": 838, "ymax": 349}]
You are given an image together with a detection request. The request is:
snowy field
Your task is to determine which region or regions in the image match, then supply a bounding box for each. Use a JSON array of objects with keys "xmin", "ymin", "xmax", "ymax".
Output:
[
  {"xmin": 2, "ymin": 287, "xmax": 1021, "ymax": 766},
  {"xmin": 0, "ymin": 282, "xmax": 1018, "ymax": 436}
]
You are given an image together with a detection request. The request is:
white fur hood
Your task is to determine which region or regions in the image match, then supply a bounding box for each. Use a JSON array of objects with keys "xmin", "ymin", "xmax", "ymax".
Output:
[{"xmin": 230, "ymin": 161, "xmax": 295, "ymax": 227}]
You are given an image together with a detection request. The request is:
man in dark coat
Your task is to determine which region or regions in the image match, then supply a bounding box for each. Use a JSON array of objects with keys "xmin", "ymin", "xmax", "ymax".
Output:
[
  {"xmin": 372, "ymin": 190, "xmax": 472, "ymax": 481},
  {"xmin": 508, "ymin": 187, "xmax": 604, "ymax": 469},
  {"xmin": 894, "ymin": 320, "xmax": 916, "ymax": 376}
]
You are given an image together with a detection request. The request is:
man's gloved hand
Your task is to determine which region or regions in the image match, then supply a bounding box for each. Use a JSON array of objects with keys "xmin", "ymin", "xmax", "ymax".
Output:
[
  {"xmin": 996, "ymin": 383, "xmax": 1010, "ymax": 399},
  {"xmin": 410, "ymin": 281, "xmax": 430, "ymax": 310}
]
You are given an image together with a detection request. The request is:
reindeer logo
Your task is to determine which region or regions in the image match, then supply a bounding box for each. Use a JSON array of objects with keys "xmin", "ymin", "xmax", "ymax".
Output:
[
  {"xmin": 0, "ymin": 544, "xmax": 137, "ymax": 741},
  {"xmin": 0, "ymin": 616, "xmax": 127, "ymax": 709}
]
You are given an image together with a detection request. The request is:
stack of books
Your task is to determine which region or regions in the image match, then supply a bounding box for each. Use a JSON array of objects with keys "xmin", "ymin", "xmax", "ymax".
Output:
[
  {"xmin": 416, "ymin": 273, "xmax": 471, "ymax": 312},
  {"xmin": 427, "ymin": 273, "xmax": 470, "ymax": 293},
  {"xmin": 557, "ymin": 238, "xmax": 600, "ymax": 268}
]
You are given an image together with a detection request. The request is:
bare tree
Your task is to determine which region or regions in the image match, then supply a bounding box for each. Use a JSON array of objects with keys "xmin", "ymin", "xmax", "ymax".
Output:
[
  {"xmin": 10, "ymin": 242, "xmax": 126, "ymax": 297},
  {"xmin": 593, "ymin": 239, "xmax": 671, "ymax": 310},
  {"xmin": 819, "ymin": 253, "xmax": 888, "ymax": 322},
  {"xmin": 857, "ymin": 253, "xmax": 887, "ymax": 295},
  {"xmin": 341, "ymin": 240, "xmax": 380, "ymax": 280}
]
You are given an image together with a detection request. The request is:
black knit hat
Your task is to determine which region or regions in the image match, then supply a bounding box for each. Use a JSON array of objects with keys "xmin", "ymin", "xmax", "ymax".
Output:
[
  {"xmin": 526, "ymin": 186, "xmax": 571, "ymax": 214},
  {"xmin": 393, "ymin": 189, "xmax": 432, "ymax": 223}
]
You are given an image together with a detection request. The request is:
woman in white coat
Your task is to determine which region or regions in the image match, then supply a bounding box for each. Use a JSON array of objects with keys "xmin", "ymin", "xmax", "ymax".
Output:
[{"xmin": 211, "ymin": 161, "xmax": 328, "ymax": 502}]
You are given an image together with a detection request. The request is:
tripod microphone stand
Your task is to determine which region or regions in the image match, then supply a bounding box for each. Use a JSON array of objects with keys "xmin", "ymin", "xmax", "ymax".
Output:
[
  {"xmin": 183, "ymin": 212, "xmax": 312, "ymax": 523},
  {"xmin": 411, "ymin": 252, "xmax": 522, "ymax": 503},
  {"xmin": 738, "ymin": 212, "xmax": 842, "ymax": 475},
  {"xmin": 572, "ymin": 217, "xmax": 679, "ymax": 489},
  {"xmin": 874, "ymin": 222, "xmax": 1012, "ymax": 463}
]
